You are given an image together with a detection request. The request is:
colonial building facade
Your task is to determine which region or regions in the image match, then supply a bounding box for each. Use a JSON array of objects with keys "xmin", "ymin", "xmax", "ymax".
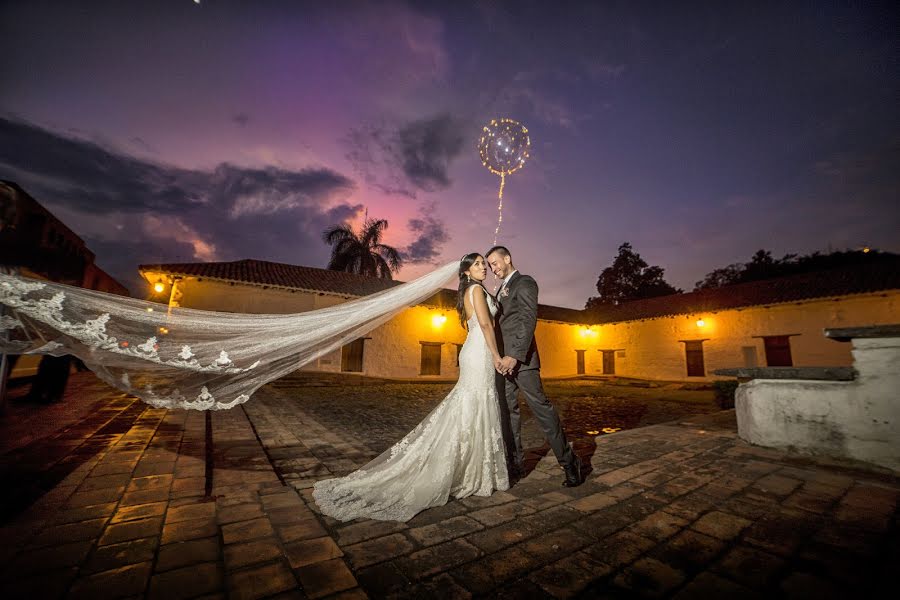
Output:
[{"xmin": 139, "ymin": 258, "xmax": 899, "ymax": 382}]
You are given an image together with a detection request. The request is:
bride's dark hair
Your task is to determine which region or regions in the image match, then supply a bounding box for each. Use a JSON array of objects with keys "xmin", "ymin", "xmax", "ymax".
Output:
[{"xmin": 456, "ymin": 253, "xmax": 482, "ymax": 328}]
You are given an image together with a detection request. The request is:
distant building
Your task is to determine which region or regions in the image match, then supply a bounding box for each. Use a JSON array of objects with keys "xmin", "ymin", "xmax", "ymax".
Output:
[
  {"xmin": 0, "ymin": 181, "xmax": 128, "ymax": 294},
  {"xmin": 139, "ymin": 257, "xmax": 899, "ymax": 382},
  {"xmin": 1, "ymin": 181, "xmax": 129, "ymax": 377}
]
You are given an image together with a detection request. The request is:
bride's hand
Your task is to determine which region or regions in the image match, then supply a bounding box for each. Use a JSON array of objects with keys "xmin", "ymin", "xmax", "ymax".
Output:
[{"xmin": 493, "ymin": 356, "xmax": 504, "ymax": 373}]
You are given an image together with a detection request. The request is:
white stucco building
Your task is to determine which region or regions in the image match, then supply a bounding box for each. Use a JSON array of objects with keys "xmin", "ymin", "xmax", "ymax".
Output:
[{"xmin": 139, "ymin": 258, "xmax": 900, "ymax": 382}]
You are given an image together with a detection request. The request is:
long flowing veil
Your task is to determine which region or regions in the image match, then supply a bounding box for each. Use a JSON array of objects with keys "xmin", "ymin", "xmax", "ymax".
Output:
[{"xmin": 0, "ymin": 261, "xmax": 458, "ymax": 410}]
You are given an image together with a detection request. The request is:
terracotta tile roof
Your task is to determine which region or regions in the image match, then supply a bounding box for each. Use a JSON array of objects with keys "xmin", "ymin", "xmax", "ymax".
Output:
[
  {"xmin": 139, "ymin": 258, "xmax": 404, "ymax": 297},
  {"xmin": 536, "ymin": 305, "xmax": 593, "ymax": 324},
  {"xmin": 139, "ymin": 257, "xmax": 899, "ymax": 326},
  {"xmin": 584, "ymin": 259, "xmax": 900, "ymax": 324},
  {"xmin": 138, "ymin": 258, "xmax": 591, "ymax": 324}
]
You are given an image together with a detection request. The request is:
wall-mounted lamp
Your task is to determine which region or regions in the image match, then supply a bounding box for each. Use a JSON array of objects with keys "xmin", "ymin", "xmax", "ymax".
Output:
[{"xmin": 431, "ymin": 313, "xmax": 447, "ymax": 328}]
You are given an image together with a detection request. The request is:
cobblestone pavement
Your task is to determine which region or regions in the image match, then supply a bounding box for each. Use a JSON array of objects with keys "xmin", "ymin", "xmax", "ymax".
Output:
[
  {"xmin": 264, "ymin": 375, "xmax": 720, "ymax": 458},
  {"xmin": 0, "ymin": 372, "xmax": 897, "ymax": 599}
]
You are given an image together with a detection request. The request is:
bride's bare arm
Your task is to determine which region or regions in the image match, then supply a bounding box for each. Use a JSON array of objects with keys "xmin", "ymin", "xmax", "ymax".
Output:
[{"xmin": 471, "ymin": 285, "xmax": 502, "ymax": 362}]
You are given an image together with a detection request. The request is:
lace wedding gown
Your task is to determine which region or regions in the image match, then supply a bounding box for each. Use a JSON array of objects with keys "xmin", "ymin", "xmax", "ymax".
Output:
[{"xmin": 312, "ymin": 285, "xmax": 509, "ymax": 522}]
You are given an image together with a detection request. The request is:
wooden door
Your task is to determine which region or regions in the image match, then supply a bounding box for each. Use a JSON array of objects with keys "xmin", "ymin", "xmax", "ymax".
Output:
[
  {"xmin": 341, "ymin": 339, "xmax": 365, "ymax": 372},
  {"xmin": 602, "ymin": 350, "xmax": 616, "ymax": 374},
  {"xmin": 684, "ymin": 341, "xmax": 705, "ymax": 377},
  {"xmin": 420, "ymin": 343, "xmax": 442, "ymax": 375}
]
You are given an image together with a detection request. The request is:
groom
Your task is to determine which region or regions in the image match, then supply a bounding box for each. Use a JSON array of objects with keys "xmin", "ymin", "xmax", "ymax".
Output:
[{"xmin": 486, "ymin": 246, "xmax": 583, "ymax": 487}]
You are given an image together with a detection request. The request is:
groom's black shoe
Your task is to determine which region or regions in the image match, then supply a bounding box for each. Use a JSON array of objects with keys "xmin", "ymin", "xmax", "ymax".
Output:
[{"xmin": 562, "ymin": 454, "xmax": 584, "ymax": 487}]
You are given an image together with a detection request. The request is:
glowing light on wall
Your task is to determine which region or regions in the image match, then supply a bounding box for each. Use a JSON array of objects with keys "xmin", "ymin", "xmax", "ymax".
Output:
[
  {"xmin": 153, "ymin": 281, "xmax": 165, "ymax": 293},
  {"xmin": 580, "ymin": 327, "xmax": 598, "ymax": 338},
  {"xmin": 696, "ymin": 318, "xmax": 706, "ymax": 327},
  {"xmin": 431, "ymin": 314, "xmax": 447, "ymax": 328}
]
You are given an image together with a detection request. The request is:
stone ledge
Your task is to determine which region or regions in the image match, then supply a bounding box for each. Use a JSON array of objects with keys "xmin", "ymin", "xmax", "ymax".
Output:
[
  {"xmin": 713, "ymin": 367, "xmax": 856, "ymax": 381},
  {"xmin": 824, "ymin": 324, "xmax": 900, "ymax": 342}
]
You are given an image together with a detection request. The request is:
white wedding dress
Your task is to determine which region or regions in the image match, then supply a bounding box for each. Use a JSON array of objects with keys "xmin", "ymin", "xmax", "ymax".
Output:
[{"xmin": 312, "ymin": 284, "xmax": 510, "ymax": 522}]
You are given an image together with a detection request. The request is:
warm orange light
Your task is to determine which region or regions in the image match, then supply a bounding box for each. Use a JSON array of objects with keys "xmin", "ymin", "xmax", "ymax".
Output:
[
  {"xmin": 431, "ymin": 314, "xmax": 447, "ymax": 328},
  {"xmin": 696, "ymin": 319, "xmax": 706, "ymax": 327},
  {"xmin": 153, "ymin": 282, "xmax": 165, "ymax": 293},
  {"xmin": 158, "ymin": 327, "xmax": 169, "ymax": 335},
  {"xmin": 863, "ymin": 246, "xmax": 871, "ymax": 253},
  {"xmin": 580, "ymin": 327, "xmax": 597, "ymax": 337}
]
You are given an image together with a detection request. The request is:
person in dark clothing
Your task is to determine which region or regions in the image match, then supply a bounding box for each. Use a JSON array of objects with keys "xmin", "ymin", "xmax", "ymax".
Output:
[{"xmin": 26, "ymin": 355, "xmax": 72, "ymax": 403}]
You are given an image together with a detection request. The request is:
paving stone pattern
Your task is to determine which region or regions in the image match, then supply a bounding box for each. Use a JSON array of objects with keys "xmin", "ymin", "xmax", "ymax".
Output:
[{"xmin": 0, "ymin": 372, "xmax": 897, "ymax": 599}]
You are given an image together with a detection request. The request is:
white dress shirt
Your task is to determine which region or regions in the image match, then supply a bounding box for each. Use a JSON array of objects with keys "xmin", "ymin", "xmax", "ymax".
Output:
[{"xmin": 499, "ymin": 269, "xmax": 518, "ymax": 295}]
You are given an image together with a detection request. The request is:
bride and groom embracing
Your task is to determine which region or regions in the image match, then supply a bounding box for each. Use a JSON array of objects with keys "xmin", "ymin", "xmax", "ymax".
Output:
[{"xmin": 313, "ymin": 246, "xmax": 584, "ymax": 523}]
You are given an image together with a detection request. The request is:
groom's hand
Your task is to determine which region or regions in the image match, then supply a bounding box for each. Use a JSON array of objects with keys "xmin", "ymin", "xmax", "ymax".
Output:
[{"xmin": 500, "ymin": 356, "xmax": 518, "ymax": 374}]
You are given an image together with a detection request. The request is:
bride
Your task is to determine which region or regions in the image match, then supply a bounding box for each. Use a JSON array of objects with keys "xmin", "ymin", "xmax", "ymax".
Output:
[
  {"xmin": 312, "ymin": 253, "xmax": 510, "ymax": 522},
  {"xmin": 1, "ymin": 252, "xmax": 510, "ymax": 522}
]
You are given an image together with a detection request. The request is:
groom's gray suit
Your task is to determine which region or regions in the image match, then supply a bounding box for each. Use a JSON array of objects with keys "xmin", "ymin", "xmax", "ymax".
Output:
[{"xmin": 495, "ymin": 271, "xmax": 575, "ymax": 471}]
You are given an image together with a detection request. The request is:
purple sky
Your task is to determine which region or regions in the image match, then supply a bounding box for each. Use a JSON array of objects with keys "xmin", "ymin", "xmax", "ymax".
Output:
[{"xmin": 2, "ymin": 0, "xmax": 898, "ymax": 307}]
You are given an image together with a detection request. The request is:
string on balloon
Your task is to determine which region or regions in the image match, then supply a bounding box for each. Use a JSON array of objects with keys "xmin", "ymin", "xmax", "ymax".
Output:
[
  {"xmin": 478, "ymin": 118, "xmax": 530, "ymax": 245},
  {"xmin": 493, "ymin": 173, "xmax": 505, "ymax": 242}
]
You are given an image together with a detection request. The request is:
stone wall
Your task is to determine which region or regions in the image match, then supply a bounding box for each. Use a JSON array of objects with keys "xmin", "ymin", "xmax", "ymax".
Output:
[{"xmin": 734, "ymin": 330, "xmax": 900, "ymax": 472}]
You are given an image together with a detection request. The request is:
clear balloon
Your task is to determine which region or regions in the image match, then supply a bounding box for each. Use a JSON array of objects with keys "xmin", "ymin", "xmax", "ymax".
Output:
[{"xmin": 478, "ymin": 118, "xmax": 530, "ymax": 176}]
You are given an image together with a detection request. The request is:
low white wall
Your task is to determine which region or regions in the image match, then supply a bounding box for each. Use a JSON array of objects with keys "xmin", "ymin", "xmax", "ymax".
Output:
[{"xmin": 735, "ymin": 335, "xmax": 900, "ymax": 472}]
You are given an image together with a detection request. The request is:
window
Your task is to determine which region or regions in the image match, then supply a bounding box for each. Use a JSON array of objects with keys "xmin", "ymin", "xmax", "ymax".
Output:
[
  {"xmin": 683, "ymin": 341, "xmax": 706, "ymax": 377},
  {"xmin": 420, "ymin": 342, "xmax": 442, "ymax": 375},
  {"xmin": 341, "ymin": 339, "xmax": 365, "ymax": 372},
  {"xmin": 575, "ymin": 349, "xmax": 586, "ymax": 375},
  {"xmin": 601, "ymin": 350, "xmax": 616, "ymax": 375},
  {"xmin": 763, "ymin": 336, "xmax": 793, "ymax": 367}
]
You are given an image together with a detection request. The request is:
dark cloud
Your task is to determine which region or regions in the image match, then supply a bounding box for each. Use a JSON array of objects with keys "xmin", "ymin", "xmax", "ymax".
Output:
[
  {"xmin": 232, "ymin": 113, "xmax": 250, "ymax": 127},
  {"xmin": 401, "ymin": 205, "xmax": 450, "ymax": 265},
  {"xmin": 0, "ymin": 117, "xmax": 361, "ymax": 294},
  {"xmin": 129, "ymin": 136, "xmax": 158, "ymax": 154},
  {"xmin": 0, "ymin": 117, "xmax": 354, "ymax": 216},
  {"xmin": 395, "ymin": 114, "xmax": 465, "ymax": 191},
  {"xmin": 345, "ymin": 113, "xmax": 469, "ymax": 198}
]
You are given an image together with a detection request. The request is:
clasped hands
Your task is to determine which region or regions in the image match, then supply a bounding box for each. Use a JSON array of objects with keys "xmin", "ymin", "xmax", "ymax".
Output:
[{"xmin": 494, "ymin": 355, "xmax": 518, "ymax": 376}]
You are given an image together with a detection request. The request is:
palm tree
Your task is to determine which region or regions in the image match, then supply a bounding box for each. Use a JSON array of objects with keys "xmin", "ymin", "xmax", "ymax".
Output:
[{"xmin": 322, "ymin": 218, "xmax": 403, "ymax": 279}]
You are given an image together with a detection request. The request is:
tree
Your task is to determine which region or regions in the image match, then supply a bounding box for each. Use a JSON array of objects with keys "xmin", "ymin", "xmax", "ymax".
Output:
[
  {"xmin": 693, "ymin": 263, "xmax": 745, "ymax": 290},
  {"xmin": 692, "ymin": 248, "xmax": 892, "ymax": 291},
  {"xmin": 585, "ymin": 243, "xmax": 682, "ymax": 309},
  {"xmin": 322, "ymin": 218, "xmax": 402, "ymax": 279}
]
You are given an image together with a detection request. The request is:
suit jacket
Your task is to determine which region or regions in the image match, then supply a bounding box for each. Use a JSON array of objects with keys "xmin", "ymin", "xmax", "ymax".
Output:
[{"xmin": 495, "ymin": 271, "xmax": 541, "ymax": 370}]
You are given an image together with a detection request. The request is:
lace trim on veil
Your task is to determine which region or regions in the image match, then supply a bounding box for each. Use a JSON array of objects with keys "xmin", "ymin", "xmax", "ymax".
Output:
[{"xmin": 0, "ymin": 261, "xmax": 458, "ymax": 410}]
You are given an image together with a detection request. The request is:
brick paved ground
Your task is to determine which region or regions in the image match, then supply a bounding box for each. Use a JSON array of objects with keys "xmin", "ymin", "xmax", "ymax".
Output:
[{"xmin": 0, "ymin": 372, "xmax": 897, "ymax": 599}]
